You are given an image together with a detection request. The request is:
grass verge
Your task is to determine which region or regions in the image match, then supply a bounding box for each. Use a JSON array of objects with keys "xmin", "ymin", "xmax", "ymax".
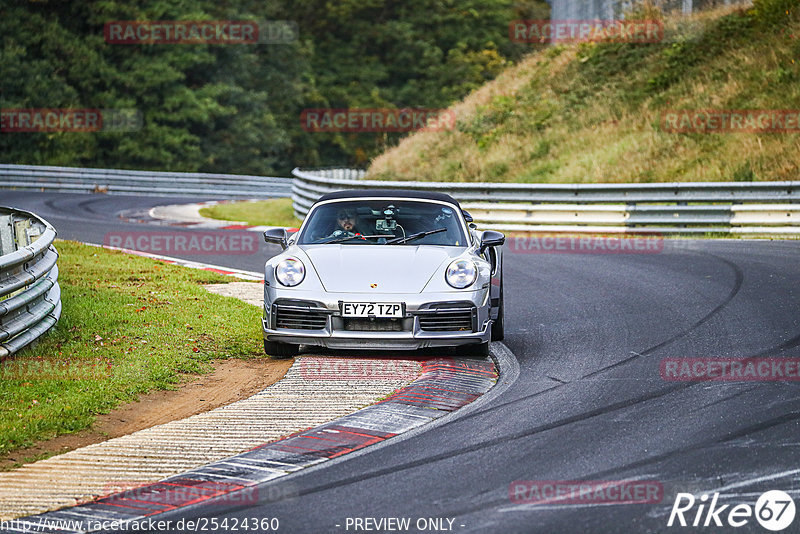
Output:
[
  {"xmin": 0, "ymin": 240, "xmax": 266, "ymax": 458},
  {"xmin": 199, "ymin": 198, "xmax": 303, "ymax": 228}
]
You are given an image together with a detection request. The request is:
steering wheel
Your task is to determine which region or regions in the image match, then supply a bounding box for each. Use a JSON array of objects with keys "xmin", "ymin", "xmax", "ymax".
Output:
[{"xmin": 329, "ymin": 229, "xmax": 354, "ymax": 239}]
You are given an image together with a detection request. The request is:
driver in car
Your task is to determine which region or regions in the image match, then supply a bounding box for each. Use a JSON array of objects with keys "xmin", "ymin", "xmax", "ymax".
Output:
[
  {"xmin": 336, "ymin": 209, "xmax": 358, "ymax": 233},
  {"xmin": 322, "ymin": 206, "xmax": 399, "ymax": 242},
  {"xmin": 325, "ymin": 208, "xmax": 370, "ymax": 241}
]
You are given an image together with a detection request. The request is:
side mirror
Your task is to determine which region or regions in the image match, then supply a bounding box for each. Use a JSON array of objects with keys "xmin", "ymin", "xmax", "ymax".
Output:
[
  {"xmin": 479, "ymin": 230, "xmax": 505, "ymax": 254},
  {"xmin": 263, "ymin": 228, "xmax": 288, "ymax": 250},
  {"xmin": 462, "ymin": 210, "xmax": 474, "ymax": 223}
]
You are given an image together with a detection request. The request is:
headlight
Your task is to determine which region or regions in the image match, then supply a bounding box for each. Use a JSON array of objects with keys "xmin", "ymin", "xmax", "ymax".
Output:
[
  {"xmin": 445, "ymin": 259, "xmax": 477, "ymax": 289},
  {"xmin": 275, "ymin": 257, "xmax": 305, "ymax": 287}
]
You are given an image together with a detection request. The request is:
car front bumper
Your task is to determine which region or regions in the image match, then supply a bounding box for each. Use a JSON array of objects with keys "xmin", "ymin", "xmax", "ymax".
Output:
[{"xmin": 262, "ymin": 286, "xmax": 492, "ymax": 350}]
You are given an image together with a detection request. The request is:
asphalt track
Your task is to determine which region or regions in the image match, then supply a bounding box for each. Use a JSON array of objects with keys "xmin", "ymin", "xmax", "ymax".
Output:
[{"xmin": 2, "ymin": 191, "xmax": 799, "ymax": 533}]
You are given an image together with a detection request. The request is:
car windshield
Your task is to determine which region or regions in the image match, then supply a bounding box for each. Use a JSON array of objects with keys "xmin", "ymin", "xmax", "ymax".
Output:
[{"xmin": 298, "ymin": 199, "xmax": 466, "ymax": 246}]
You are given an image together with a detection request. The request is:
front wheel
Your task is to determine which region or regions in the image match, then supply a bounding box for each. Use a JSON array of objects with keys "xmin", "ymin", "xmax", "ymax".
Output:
[
  {"xmin": 463, "ymin": 340, "xmax": 490, "ymax": 358},
  {"xmin": 491, "ymin": 274, "xmax": 504, "ymax": 342},
  {"xmin": 264, "ymin": 339, "xmax": 299, "ymax": 359}
]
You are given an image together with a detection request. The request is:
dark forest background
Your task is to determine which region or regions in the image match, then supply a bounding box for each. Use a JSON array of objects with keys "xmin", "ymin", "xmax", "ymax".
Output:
[{"xmin": 1, "ymin": 0, "xmax": 549, "ymax": 175}]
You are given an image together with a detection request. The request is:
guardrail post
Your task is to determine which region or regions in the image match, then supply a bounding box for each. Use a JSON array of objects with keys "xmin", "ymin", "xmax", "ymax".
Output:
[
  {"xmin": 0, "ymin": 216, "xmax": 14, "ymax": 256},
  {"xmin": 677, "ymin": 200, "xmax": 687, "ymax": 230}
]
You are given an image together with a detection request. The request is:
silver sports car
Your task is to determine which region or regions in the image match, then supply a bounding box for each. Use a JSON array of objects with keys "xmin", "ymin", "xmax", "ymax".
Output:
[{"xmin": 262, "ymin": 190, "xmax": 505, "ymax": 357}]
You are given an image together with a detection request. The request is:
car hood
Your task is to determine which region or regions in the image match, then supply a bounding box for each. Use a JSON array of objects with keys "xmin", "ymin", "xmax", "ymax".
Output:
[{"xmin": 303, "ymin": 245, "xmax": 460, "ymax": 294}]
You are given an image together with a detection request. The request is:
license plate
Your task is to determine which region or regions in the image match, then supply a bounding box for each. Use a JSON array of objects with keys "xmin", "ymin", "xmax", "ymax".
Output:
[{"xmin": 341, "ymin": 302, "xmax": 403, "ymax": 318}]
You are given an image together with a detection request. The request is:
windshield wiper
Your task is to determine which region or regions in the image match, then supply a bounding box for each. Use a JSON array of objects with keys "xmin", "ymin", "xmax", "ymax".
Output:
[
  {"xmin": 387, "ymin": 227, "xmax": 447, "ymax": 245},
  {"xmin": 322, "ymin": 234, "xmax": 389, "ymax": 244}
]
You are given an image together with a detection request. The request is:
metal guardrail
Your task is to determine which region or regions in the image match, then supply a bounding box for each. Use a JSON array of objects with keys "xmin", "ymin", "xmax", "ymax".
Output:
[
  {"xmin": 295, "ymin": 168, "xmax": 367, "ymax": 181},
  {"xmin": 0, "ymin": 207, "xmax": 60, "ymax": 359},
  {"xmin": 0, "ymin": 164, "xmax": 292, "ymax": 199},
  {"xmin": 291, "ymin": 168, "xmax": 800, "ymax": 235}
]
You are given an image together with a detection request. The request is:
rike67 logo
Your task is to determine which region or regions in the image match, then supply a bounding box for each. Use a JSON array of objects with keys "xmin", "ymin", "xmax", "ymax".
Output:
[{"xmin": 668, "ymin": 490, "xmax": 796, "ymax": 531}]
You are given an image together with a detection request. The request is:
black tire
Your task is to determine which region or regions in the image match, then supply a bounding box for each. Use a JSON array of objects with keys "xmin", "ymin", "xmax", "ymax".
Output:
[
  {"xmin": 264, "ymin": 339, "xmax": 299, "ymax": 359},
  {"xmin": 491, "ymin": 272, "xmax": 505, "ymax": 342},
  {"xmin": 464, "ymin": 341, "xmax": 490, "ymax": 358}
]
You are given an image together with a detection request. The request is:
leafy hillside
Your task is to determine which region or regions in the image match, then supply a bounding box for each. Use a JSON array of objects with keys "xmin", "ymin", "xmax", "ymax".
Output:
[{"xmin": 369, "ymin": 0, "xmax": 800, "ymax": 183}]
